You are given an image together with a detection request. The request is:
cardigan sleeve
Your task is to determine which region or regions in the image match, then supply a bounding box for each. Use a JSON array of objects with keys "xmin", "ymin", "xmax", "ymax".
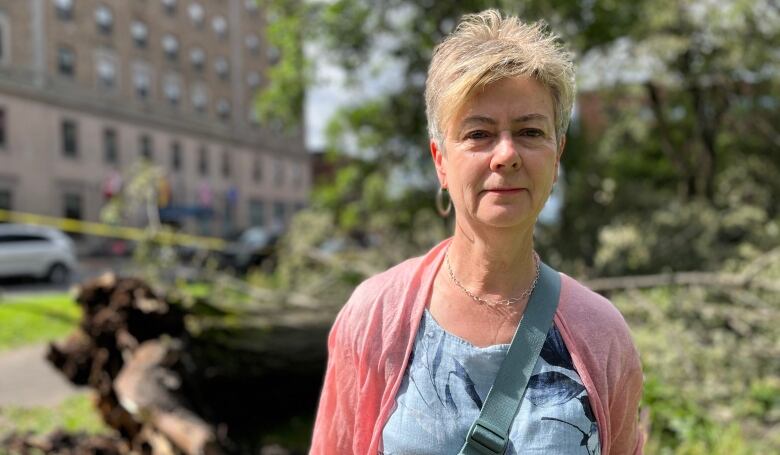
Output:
[
  {"xmin": 608, "ymin": 342, "xmax": 645, "ymax": 454},
  {"xmin": 555, "ymin": 273, "xmax": 646, "ymax": 455},
  {"xmin": 309, "ymin": 304, "xmax": 358, "ymax": 454}
]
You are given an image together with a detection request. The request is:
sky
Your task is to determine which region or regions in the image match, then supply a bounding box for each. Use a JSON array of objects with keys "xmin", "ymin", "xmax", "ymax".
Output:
[{"xmin": 303, "ymin": 32, "xmax": 407, "ymax": 151}]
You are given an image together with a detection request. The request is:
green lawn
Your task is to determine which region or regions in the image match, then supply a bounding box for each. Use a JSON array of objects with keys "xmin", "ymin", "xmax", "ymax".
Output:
[
  {"xmin": 0, "ymin": 293, "xmax": 80, "ymax": 352},
  {"xmin": 180, "ymin": 281, "xmax": 212, "ymax": 298},
  {"xmin": 0, "ymin": 293, "xmax": 111, "ymax": 442},
  {"xmin": 0, "ymin": 393, "xmax": 111, "ymax": 439}
]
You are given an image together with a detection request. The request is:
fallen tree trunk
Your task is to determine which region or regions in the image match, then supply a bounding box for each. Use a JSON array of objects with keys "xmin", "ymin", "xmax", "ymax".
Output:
[
  {"xmin": 586, "ymin": 272, "xmax": 780, "ymax": 293},
  {"xmin": 113, "ymin": 340, "xmax": 221, "ymax": 455},
  {"xmin": 38, "ymin": 273, "xmax": 332, "ymax": 454},
  {"xmin": 585, "ymin": 246, "xmax": 780, "ymax": 293}
]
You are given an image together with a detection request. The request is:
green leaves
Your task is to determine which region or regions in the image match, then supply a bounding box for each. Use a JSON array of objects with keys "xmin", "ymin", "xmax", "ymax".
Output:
[
  {"xmin": 616, "ymin": 278, "xmax": 780, "ymax": 453},
  {"xmin": 259, "ymin": 0, "xmax": 779, "ymax": 272},
  {"xmin": 254, "ymin": 0, "xmax": 309, "ymax": 132}
]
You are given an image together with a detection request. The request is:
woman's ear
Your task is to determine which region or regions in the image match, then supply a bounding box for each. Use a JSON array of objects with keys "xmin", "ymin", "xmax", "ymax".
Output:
[
  {"xmin": 430, "ymin": 139, "xmax": 447, "ymax": 189},
  {"xmin": 554, "ymin": 135, "xmax": 566, "ymax": 184}
]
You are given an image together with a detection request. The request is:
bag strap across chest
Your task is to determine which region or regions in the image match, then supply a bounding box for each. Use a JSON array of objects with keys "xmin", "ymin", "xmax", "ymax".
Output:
[{"xmin": 458, "ymin": 262, "xmax": 561, "ymax": 455}]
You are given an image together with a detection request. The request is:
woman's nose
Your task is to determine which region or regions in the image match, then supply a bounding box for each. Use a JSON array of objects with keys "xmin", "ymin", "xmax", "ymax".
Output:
[{"xmin": 490, "ymin": 132, "xmax": 521, "ymax": 171}]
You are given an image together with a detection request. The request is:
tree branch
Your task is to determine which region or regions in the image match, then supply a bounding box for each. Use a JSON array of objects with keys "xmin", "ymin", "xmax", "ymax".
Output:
[
  {"xmin": 586, "ymin": 247, "xmax": 780, "ymax": 293},
  {"xmin": 645, "ymin": 82, "xmax": 692, "ymax": 197}
]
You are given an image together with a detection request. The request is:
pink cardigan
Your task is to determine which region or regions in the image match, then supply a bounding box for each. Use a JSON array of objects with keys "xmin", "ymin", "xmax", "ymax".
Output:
[{"xmin": 310, "ymin": 238, "xmax": 644, "ymax": 454}]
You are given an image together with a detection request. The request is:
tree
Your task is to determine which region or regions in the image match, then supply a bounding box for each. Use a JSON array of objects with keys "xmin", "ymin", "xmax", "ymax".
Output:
[
  {"xmin": 258, "ymin": 0, "xmax": 780, "ymax": 273},
  {"xmin": 252, "ymin": 2, "xmax": 780, "ymax": 451}
]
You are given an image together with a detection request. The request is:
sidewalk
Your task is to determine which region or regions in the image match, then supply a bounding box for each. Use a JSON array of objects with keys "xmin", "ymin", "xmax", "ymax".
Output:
[{"xmin": 0, "ymin": 344, "xmax": 84, "ymax": 407}]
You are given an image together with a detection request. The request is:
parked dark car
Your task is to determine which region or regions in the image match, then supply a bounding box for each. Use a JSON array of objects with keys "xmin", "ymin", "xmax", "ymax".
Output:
[{"xmin": 219, "ymin": 226, "xmax": 282, "ymax": 274}]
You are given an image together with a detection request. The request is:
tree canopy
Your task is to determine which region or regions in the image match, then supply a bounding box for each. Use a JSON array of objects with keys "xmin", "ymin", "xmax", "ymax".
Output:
[
  {"xmin": 259, "ymin": 0, "xmax": 779, "ymax": 276},
  {"xmin": 249, "ymin": 2, "xmax": 780, "ymax": 452}
]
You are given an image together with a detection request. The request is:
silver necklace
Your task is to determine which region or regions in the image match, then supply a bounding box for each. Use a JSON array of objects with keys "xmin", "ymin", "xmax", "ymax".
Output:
[{"xmin": 445, "ymin": 249, "xmax": 541, "ymax": 306}]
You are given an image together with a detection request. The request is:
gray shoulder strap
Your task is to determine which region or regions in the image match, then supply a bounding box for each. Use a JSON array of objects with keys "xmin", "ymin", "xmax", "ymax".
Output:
[{"xmin": 459, "ymin": 262, "xmax": 562, "ymax": 455}]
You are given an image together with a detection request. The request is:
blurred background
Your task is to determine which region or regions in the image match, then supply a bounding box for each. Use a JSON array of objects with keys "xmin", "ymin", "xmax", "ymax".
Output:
[{"xmin": 0, "ymin": 0, "xmax": 777, "ymax": 454}]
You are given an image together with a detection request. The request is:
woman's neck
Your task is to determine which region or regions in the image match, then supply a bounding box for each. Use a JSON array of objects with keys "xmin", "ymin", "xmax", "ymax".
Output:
[{"xmin": 447, "ymin": 221, "xmax": 538, "ymax": 301}]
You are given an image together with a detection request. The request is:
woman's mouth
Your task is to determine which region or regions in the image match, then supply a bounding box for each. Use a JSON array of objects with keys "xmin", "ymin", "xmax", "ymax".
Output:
[{"xmin": 484, "ymin": 188, "xmax": 524, "ymax": 194}]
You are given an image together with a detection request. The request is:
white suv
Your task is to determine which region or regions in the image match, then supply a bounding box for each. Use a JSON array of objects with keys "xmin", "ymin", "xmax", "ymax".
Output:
[{"xmin": 0, "ymin": 224, "xmax": 78, "ymax": 284}]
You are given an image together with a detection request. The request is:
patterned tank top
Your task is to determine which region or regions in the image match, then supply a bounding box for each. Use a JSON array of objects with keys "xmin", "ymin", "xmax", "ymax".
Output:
[{"xmin": 381, "ymin": 309, "xmax": 600, "ymax": 454}]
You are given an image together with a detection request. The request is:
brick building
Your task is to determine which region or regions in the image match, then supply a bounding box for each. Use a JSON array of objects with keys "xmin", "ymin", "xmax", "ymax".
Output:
[{"xmin": 0, "ymin": 0, "xmax": 309, "ymax": 237}]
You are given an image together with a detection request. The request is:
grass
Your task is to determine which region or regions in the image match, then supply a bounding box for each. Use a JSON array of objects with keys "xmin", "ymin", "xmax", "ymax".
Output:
[
  {"xmin": 179, "ymin": 280, "xmax": 212, "ymax": 298},
  {"xmin": 0, "ymin": 293, "xmax": 80, "ymax": 352},
  {"xmin": 0, "ymin": 294, "xmax": 111, "ymax": 445},
  {"xmin": 0, "ymin": 392, "xmax": 112, "ymax": 439}
]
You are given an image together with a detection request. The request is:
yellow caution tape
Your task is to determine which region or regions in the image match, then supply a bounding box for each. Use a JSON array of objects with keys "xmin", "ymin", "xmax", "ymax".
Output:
[{"xmin": 0, "ymin": 209, "xmax": 226, "ymax": 251}]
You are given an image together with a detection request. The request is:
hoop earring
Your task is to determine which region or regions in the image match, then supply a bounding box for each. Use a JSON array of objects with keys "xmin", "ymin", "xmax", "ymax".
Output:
[{"xmin": 436, "ymin": 187, "xmax": 452, "ymax": 217}]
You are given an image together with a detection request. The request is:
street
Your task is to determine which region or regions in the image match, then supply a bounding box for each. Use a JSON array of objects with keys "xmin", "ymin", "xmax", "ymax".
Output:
[
  {"xmin": 0, "ymin": 256, "xmax": 134, "ymax": 297},
  {"xmin": 0, "ymin": 256, "xmax": 125, "ymax": 407},
  {"xmin": 0, "ymin": 343, "xmax": 84, "ymax": 407}
]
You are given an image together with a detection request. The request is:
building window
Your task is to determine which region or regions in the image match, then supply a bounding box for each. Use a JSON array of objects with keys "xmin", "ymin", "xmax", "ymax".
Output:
[
  {"xmin": 212, "ymin": 16, "xmax": 227, "ymax": 39},
  {"xmin": 161, "ymin": 0, "xmax": 177, "ymax": 15},
  {"xmin": 267, "ymin": 46, "xmax": 281, "ymax": 65},
  {"xmin": 0, "ymin": 189, "xmax": 11, "ymax": 210},
  {"xmin": 249, "ymin": 199, "xmax": 265, "ymax": 227},
  {"xmin": 103, "ymin": 128, "xmax": 118, "ymax": 164},
  {"xmin": 95, "ymin": 52, "xmax": 118, "ymax": 89},
  {"xmin": 246, "ymin": 72, "xmax": 261, "ymax": 88},
  {"xmin": 245, "ymin": 0, "xmax": 258, "ymax": 13},
  {"xmin": 252, "ymin": 157, "xmax": 262, "ymax": 182},
  {"xmin": 133, "ymin": 63, "xmax": 152, "ymax": 99},
  {"xmin": 188, "ymin": 3, "xmax": 205, "ymax": 26},
  {"xmin": 131, "ymin": 21, "xmax": 148, "ymax": 48},
  {"xmin": 214, "ymin": 56, "xmax": 229, "ymax": 80},
  {"xmin": 163, "ymin": 74, "xmax": 181, "ymax": 106},
  {"xmin": 198, "ymin": 146, "xmax": 209, "ymax": 176},
  {"xmin": 248, "ymin": 106, "xmax": 260, "ymax": 125},
  {"xmin": 274, "ymin": 159, "xmax": 284, "ymax": 186},
  {"xmin": 191, "ymin": 84, "xmax": 207, "ymax": 113},
  {"xmin": 0, "ymin": 107, "xmax": 6, "ymax": 149},
  {"xmin": 216, "ymin": 99, "xmax": 230, "ymax": 120},
  {"xmin": 245, "ymin": 34, "xmax": 260, "ymax": 54},
  {"xmin": 63, "ymin": 193, "xmax": 82, "ymax": 220},
  {"xmin": 162, "ymin": 34, "xmax": 179, "ymax": 61},
  {"xmin": 95, "ymin": 4, "xmax": 113, "ymax": 35},
  {"xmin": 273, "ymin": 201, "xmax": 285, "ymax": 225},
  {"xmin": 190, "ymin": 47, "xmax": 205, "ymax": 71},
  {"xmin": 171, "ymin": 141, "xmax": 182, "ymax": 171},
  {"xmin": 61, "ymin": 119, "xmax": 78, "ymax": 158},
  {"xmin": 0, "ymin": 13, "xmax": 9, "ymax": 65},
  {"xmin": 221, "ymin": 150, "xmax": 231, "ymax": 177},
  {"xmin": 292, "ymin": 163, "xmax": 303, "ymax": 186},
  {"xmin": 55, "ymin": 0, "xmax": 74, "ymax": 21},
  {"xmin": 140, "ymin": 134, "xmax": 153, "ymax": 160},
  {"xmin": 58, "ymin": 46, "xmax": 75, "ymax": 77}
]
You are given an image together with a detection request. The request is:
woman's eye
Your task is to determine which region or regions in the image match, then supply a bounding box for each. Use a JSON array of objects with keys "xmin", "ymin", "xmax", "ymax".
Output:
[
  {"xmin": 520, "ymin": 129, "xmax": 544, "ymax": 137},
  {"xmin": 466, "ymin": 130, "xmax": 490, "ymax": 140}
]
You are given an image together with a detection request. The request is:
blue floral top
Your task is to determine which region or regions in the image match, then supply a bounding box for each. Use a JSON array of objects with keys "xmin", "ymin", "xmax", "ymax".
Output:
[{"xmin": 381, "ymin": 309, "xmax": 600, "ymax": 454}]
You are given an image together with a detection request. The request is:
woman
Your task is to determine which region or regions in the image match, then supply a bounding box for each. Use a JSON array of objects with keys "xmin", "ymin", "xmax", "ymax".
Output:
[{"xmin": 311, "ymin": 9, "xmax": 643, "ymax": 455}]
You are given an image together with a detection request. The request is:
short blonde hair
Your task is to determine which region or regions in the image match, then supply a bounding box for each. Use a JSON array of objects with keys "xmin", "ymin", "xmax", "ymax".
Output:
[{"xmin": 425, "ymin": 9, "xmax": 576, "ymax": 146}]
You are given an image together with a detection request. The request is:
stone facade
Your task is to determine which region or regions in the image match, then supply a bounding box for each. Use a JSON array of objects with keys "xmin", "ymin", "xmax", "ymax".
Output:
[{"xmin": 0, "ymin": 0, "xmax": 308, "ymax": 237}]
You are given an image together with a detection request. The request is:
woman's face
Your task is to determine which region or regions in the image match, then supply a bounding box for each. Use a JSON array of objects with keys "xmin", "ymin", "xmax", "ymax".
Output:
[{"xmin": 431, "ymin": 76, "xmax": 563, "ymax": 231}]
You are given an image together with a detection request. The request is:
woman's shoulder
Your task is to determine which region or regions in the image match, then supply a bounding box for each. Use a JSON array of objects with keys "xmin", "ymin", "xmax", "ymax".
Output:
[
  {"xmin": 557, "ymin": 273, "xmax": 637, "ymax": 352},
  {"xmin": 349, "ymin": 255, "xmax": 425, "ymax": 306},
  {"xmin": 331, "ymin": 254, "xmax": 428, "ymax": 339}
]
